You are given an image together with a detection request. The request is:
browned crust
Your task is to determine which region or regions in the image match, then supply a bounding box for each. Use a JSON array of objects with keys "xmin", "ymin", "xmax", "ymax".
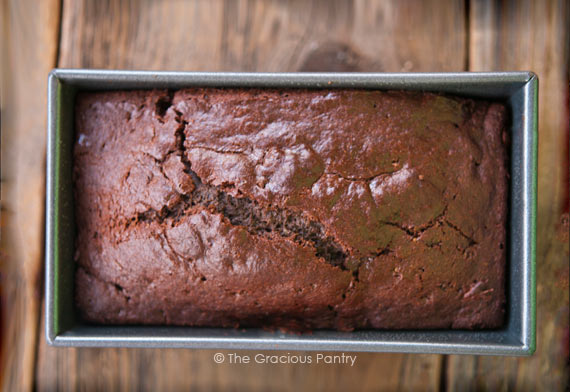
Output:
[{"xmin": 73, "ymin": 88, "xmax": 508, "ymax": 330}]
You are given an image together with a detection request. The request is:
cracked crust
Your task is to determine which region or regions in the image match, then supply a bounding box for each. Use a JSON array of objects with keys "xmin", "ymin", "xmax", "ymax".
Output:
[{"xmin": 74, "ymin": 88, "xmax": 508, "ymax": 330}]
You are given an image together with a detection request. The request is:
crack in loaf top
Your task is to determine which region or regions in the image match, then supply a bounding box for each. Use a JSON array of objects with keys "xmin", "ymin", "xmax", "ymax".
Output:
[
  {"xmin": 73, "ymin": 88, "xmax": 508, "ymax": 330},
  {"xmin": 171, "ymin": 88, "xmax": 502, "ymax": 257}
]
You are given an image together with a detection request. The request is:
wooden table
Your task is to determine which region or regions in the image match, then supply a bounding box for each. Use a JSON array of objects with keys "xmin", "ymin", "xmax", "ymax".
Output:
[{"xmin": 2, "ymin": 0, "xmax": 568, "ymax": 390}]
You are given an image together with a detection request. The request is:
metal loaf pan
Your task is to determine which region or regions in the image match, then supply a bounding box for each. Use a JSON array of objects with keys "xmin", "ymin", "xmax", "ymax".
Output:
[{"xmin": 46, "ymin": 70, "xmax": 537, "ymax": 355}]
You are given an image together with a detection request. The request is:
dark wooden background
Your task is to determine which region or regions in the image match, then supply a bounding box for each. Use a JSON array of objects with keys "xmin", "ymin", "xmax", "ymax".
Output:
[{"xmin": 2, "ymin": 0, "xmax": 569, "ymax": 391}]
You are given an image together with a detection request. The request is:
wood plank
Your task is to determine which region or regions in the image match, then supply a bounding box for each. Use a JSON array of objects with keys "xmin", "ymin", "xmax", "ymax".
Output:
[
  {"xmin": 447, "ymin": 0, "xmax": 570, "ymax": 390},
  {"xmin": 0, "ymin": 0, "xmax": 62, "ymax": 391},
  {"xmin": 36, "ymin": 0, "xmax": 466, "ymax": 390},
  {"xmin": 56, "ymin": 0, "xmax": 466, "ymax": 72}
]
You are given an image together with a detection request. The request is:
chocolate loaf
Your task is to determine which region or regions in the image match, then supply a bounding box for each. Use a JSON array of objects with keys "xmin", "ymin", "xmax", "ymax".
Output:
[{"xmin": 73, "ymin": 88, "xmax": 508, "ymax": 330}]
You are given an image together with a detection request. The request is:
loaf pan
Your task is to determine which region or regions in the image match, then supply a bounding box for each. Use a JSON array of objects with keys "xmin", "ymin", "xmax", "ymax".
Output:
[{"xmin": 46, "ymin": 70, "xmax": 537, "ymax": 355}]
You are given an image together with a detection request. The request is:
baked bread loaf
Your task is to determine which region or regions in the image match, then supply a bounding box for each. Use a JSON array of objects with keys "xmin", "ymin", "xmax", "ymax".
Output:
[{"xmin": 74, "ymin": 88, "xmax": 508, "ymax": 330}]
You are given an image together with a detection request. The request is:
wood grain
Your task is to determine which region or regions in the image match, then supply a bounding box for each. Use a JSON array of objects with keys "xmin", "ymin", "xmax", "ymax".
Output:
[
  {"xmin": 446, "ymin": 0, "xmax": 570, "ymax": 391},
  {"xmin": 58, "ymin": 0, "xmax": 466, "ymax": 72},
  {"xmin": 5, "ymin": 0, "xmax": 567, "ymax": 390},
  {"xmin": 35, "ymin": 0, "xmax": 467, "ymax": 391},
  {"xmin": 0, "ymin": 0, "xmax": 62, "ymax": 391}
]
